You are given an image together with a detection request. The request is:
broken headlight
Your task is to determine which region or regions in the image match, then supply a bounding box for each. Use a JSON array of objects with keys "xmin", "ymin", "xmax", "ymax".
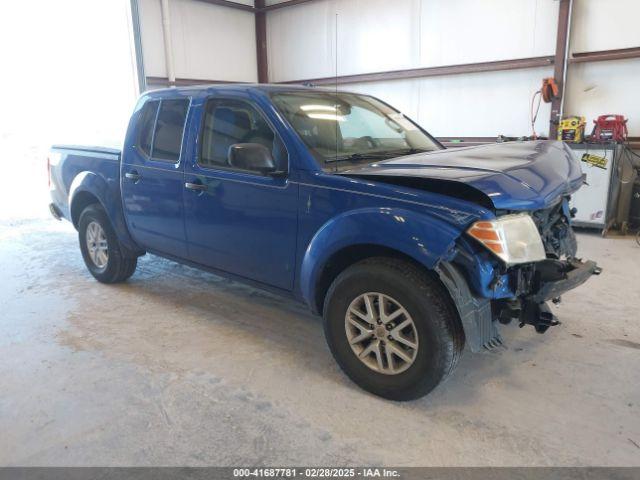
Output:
[{"xmin": 467, "ymin": 213, "xmax": 546, "ymax": 265}]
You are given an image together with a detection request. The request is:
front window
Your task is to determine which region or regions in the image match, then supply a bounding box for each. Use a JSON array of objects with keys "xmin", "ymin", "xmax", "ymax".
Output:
[
  {"xmin": 199, "ymin": 98, "xmax": 287, "ymax": 173},
  {"xmin": 271, "ymin": 91, "xmax": 440, "ymax": 170}
]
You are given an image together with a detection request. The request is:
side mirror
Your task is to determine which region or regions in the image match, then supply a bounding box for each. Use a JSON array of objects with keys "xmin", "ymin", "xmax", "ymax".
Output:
[{"xmin": 228, "ymin": 143, "xmax": 280, "ymax": 175}]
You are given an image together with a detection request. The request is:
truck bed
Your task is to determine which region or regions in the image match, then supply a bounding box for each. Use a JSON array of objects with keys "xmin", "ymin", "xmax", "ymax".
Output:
[
  {"xmin": 49, "ymin": 144, "xmax": 122, "ymax": 223},
  {"xmin": 51, "ymin": 144, "xmax": 122, "ymax": 157}
]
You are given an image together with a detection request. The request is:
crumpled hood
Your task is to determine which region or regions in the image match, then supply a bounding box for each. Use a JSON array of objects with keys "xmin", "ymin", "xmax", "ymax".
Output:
[{"xmin": 340, "ymin": 140, "xmax": 584, "ymax": 210}]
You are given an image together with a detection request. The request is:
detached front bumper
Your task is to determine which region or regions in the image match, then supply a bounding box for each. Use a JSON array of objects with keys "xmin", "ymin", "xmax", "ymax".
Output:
[
  {"xmin": 438, "ymin": 257, "xmax": 601, "ymax": 351},
  {"xmin": 499, "ymin": 258, "xmax": 602, "ymax": 334},
  {"xmin": 531, "ymin": 259, "xmax": 602, "ymax": 303}
]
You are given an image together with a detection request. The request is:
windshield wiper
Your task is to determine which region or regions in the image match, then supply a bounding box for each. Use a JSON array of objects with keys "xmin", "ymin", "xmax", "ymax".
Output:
[
  {"xmin": 325, "ymin": 148, "xmax": 430, "ymax": 164},
  {"xmin": 325, "ymin": 152, "xmax": 407, "ymax": 164},
  {"xmin": 385, "ymin": 147, "xmax": 429, "ymax": 156}
]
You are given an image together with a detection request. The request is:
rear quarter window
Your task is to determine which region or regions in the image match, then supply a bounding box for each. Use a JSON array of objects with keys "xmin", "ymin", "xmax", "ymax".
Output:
[
  {"xmin": 152, "ymin": 99, "xmax": 190, "ymax": 162},
  {"xmin": 136, "ymin": 98, "xmax": 190, "ymax": 162}
]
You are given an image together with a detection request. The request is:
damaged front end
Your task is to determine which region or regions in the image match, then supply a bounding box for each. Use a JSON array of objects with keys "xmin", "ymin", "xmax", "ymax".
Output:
[
  {"xmin": 495, "ymin": 258, "xmax": 601, "ymax": 334},
  {"xmin": 438, "ymin": 196, "xmax": 601, "ymax": 351}
]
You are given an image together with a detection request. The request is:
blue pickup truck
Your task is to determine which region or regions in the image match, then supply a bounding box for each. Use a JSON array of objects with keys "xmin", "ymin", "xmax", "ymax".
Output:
[{"xmin": 49, "ymin": 84, "xmax": 599, "ymax": 400}]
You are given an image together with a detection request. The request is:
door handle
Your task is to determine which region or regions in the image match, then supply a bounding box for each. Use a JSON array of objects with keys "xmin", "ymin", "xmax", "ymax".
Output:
[
  {"xmin": 185, "ymin": 181, "xmax": 208, "ymax": 192},
  {"xmin": 125, "ymin": 171, "xmax": 141, "ymax": 182}
]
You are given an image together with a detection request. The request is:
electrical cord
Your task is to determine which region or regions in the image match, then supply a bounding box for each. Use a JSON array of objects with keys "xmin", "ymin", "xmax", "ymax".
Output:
[
  {"xmin": 618, "ymin": 145, "xmax": 637, "ymax": 184},
  {"xmin": 530, "ymin": 89, "xmax": 542, "ymax": 139},
  {"xmin": 615, "ymin": 144, "xmax": 640, "ymax": 186},
  {"xmin": 623, "ymin": 140, "xmax": 640, "ymax": 160}
]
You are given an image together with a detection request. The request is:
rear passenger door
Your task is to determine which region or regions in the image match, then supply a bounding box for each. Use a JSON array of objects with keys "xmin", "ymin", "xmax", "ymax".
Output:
[
  {"xmin": 182, "ymin": 94, "xmax": 298, "ymax": 291},
  {"xmin": 121, "ymin": 97, "xmax": 190, "ymax": 259}
]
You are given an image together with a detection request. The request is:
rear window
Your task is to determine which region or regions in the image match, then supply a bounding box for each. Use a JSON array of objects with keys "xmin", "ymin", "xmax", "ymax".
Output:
[
  {"xmin": 137, "ymin": 98, "xmax": 189, "ymax": 162},
  {"xmin": 152, "ymin": 99, "xmax": 190, "ymax": 161}
]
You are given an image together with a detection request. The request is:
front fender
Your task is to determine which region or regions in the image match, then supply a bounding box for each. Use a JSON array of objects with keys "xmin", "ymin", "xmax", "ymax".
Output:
[
  {"xmin": 299, "ymin": 207, "xmax": 465, "ymax": 309},
  {"xmin": 69, "ymin": 172, "xmax": 141, "ymax": 254}
]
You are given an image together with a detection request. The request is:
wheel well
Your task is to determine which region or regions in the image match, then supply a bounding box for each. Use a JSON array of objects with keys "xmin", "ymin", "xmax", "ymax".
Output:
[
  {"xmin": 314, "ymin": 244, "xmax": 435, "ymax": 314},
  {"xmin": 70, "ymin": 191, "xmax": 101, "ymax": 228}
]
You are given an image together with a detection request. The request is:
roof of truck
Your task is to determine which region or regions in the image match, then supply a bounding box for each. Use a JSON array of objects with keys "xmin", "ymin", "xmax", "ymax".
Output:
[{"xmin": 143, "ymin": 83, "xmax": 350, "ymax": 98}]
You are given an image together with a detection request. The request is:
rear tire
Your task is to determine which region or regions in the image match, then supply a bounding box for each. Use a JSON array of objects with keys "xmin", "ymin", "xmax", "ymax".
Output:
[
  {"xmin": 78, "ymin": 204, "xmax": 137, "ymax": 283},
  {"xmin": 323, "ymin": 257, "xmax": 464, "ymax": 401}
]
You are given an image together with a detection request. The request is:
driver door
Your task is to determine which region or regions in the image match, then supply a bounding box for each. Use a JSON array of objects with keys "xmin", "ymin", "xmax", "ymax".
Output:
[{"xmin": 182, "ymin": 94, "xmax": 298, "ymax": 291}]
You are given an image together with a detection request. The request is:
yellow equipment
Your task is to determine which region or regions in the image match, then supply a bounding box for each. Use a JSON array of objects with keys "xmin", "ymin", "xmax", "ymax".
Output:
[{"xmin": 557, "ymin": 116, "xmax": 586, "ymax": 143}]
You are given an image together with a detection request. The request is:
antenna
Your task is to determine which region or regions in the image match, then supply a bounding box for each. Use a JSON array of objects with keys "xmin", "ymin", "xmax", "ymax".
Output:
[{"xmin": 334, "ymin": 12, "xmax": 338, "ymax": 170}]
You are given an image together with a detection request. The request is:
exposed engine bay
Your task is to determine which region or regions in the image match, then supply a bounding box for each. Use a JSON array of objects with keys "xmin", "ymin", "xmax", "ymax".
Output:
[{"xmin": 528, "ymin": 199, "xmax": 577, "ymax": 259}]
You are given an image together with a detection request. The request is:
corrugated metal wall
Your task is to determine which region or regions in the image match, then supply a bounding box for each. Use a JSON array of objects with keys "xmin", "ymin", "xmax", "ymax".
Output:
[
  {"xmin": 139, "ymin": 0, "xmax": 258, "ymax": 82},
  {"xmin": 265, "ymin": 0, "xmax": 640, "ymax": 137},
  {"xmin": 136, "ymin": 0, "xmax": 640, "ymax": 138}
]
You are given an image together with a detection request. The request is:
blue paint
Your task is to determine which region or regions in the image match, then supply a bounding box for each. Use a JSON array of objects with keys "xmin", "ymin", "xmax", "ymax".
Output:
[
  {"xmin": 344, "ymin": 140, "xmax": 584, "ymax": 211},
  {"xmin": 49, "ymin": 84, "xmax": 586, "ymax": 314}
]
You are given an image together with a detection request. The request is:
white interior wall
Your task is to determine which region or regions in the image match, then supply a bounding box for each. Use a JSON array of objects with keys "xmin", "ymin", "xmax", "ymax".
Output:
[
  {"xmin": 571, "ymin": 0, "xmax": 640, "ymax": 52},
  {"xmin": 564, "ymin": 0, "xmax": 640, "ymax": 136},
  {"xmin": 139, "ymin": 0, "xmax": 257, "ymax": 82},
  {"xmin": 266, "ymin": 0, "xmax": 640, "ymax": 137},
  {"xmin": 267, "ymin": 0, "xmax": 558, "ymax": 81},
  {"xmin": 347, "ymin": 67, "xmax": 554, "ymax": 138},
  {"xmin": 266, "ymin": 0, "xmax": 558, "ymax": 137},
  {"xmin": 564, "ymin": 60, "xmax": 640, "ymax": 136},
  {"xmin": 418, "ymin": 0, "xmax": 557, "ymax": 67}
]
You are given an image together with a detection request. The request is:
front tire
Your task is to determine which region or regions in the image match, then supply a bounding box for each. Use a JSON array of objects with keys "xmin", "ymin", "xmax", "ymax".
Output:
[
  {"xmin": 78, "ymin": 204, "xmax": 137, "ymax": 283},
  {"xmin": 323, "ymin": 257, "xmax": 464, "ymax": 401}
]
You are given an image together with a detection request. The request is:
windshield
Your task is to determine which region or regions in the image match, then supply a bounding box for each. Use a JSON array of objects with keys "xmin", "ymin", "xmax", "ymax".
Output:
[{"xmin": 270, "ymin": 91, "xmax": 441, "ymax": 169}]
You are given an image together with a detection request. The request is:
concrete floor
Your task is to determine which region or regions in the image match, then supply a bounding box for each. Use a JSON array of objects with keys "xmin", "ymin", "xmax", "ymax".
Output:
[{"xmin": 1, "ymin": 217, "xmax": 639, "ymax": 466}]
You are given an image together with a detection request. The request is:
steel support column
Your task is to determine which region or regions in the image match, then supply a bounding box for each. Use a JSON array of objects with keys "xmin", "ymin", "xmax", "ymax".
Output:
[
  {"xmin": 549, "ymin": 0, "xmax": 572, "ymax": 139},
  {"xmin": 255, "ymin": 0, "xmax": 268, "ymax": 83},
  {"xmin": 129, "ymin": 0, "xmax": 147, "ymax": 93}
]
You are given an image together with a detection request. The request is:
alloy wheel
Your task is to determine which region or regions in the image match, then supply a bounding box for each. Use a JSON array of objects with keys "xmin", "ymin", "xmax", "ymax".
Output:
[
  {"xmin": 344, "ymin": 292, "xmax": 419, "ymax": 375},
  {"xmin": 85, "ymin": 221, "xmax": 109, "ymax": 269}
]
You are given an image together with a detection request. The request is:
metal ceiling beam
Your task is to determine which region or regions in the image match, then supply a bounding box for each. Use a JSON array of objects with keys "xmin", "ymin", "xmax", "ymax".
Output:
[
  {"xmin": 279, "ymin": 56, "xmax": 555, "ymax": 86},
  {"xmin": 277, "ymin": 43, "xmax": 640, "ymax": 87},
  {"xmin": 193, "ymin": 0, "xmax": 255, "ymax": 12},
  {"xmin": 570, "ymin": 46, "xmax": 640, "ymax": 64},
  {"xmin": 190, "ymin": 0, "xmax": 320, "ymax": 12},
  {"xmin": 259, "ymin": 0, "xmax": 319, "ymax": 12}
]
